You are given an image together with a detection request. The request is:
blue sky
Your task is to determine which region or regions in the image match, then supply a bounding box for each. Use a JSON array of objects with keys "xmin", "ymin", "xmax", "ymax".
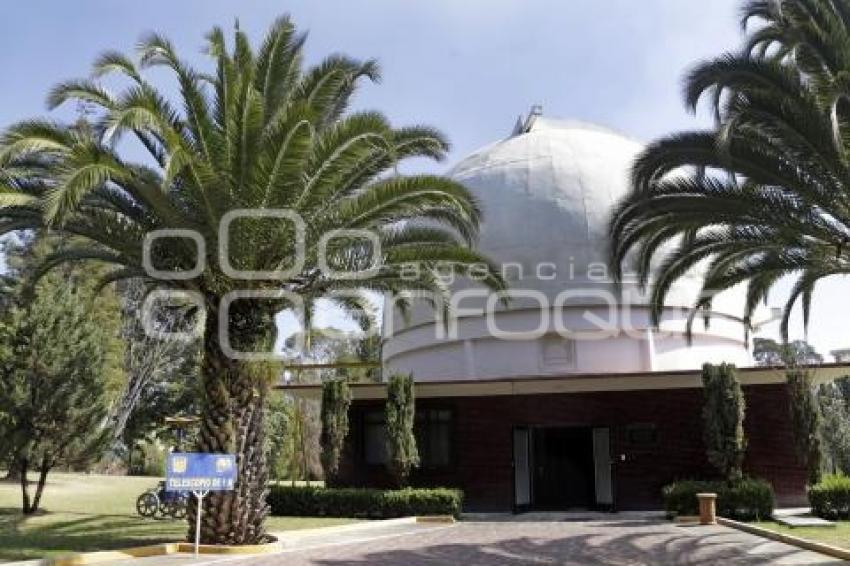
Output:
[{"xmin": 2, "ymin": 0, "xmax": 848, "ymax": 357}]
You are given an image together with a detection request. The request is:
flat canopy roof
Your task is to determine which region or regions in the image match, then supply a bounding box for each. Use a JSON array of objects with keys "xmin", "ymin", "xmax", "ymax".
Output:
[{"xmin": 278, "ymin": 362, "xmax": 850, "ymax": 401}]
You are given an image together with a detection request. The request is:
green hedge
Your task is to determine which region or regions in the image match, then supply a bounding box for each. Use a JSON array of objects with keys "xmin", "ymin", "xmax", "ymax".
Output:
[
  {"xmin": 809, "ymin": 474, "xmax": 850, "ymax": 519},
  {"xmin": 267, "ymin": 486, "xmax": 463, "ymax": 519},
  {"xmin": 662, "ymin": 478, "xmax": 775, "ymax": 521}
]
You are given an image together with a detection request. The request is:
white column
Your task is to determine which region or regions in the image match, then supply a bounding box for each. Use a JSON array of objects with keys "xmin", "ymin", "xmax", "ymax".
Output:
[{"xmin": 645, "ymin": 327, "xmax": 656, "ymax": 371}]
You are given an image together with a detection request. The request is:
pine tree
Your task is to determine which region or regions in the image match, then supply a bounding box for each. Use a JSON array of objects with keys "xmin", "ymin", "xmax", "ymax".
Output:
[{"xmin": 0, "ymin": 236, "xmax": 124, "ymax": 514}]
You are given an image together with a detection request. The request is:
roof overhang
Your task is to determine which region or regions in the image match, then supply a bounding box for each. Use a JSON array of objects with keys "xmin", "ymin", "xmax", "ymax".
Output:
[{"xmin": 278, "ymin": 363, "xmax": 850, "ymax": 401}]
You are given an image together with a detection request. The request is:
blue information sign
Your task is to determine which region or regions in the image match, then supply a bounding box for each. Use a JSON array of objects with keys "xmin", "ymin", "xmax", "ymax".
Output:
[{"xmin": 166, "ymin": 453, "xmax": 237, "ymax": 492}]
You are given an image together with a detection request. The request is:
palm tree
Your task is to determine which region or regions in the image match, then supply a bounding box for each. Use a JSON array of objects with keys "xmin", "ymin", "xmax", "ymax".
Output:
[
  {"xmin": 0, "ymin": 17, "xmax": 503, "ymax": 544},
  {"xmin": 609, "ymin": 0, "xmax": 850, "ymax": 342}
]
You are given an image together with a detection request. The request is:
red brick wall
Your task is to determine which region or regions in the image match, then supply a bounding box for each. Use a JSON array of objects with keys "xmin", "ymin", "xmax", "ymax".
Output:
[{"xmin": 334, "ymin": 383, "xmax": 807, "ymax": 511}]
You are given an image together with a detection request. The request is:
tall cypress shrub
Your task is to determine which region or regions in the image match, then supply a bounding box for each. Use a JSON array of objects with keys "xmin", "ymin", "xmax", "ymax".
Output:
[
  {"xmin": 319, "ymin": 379, "xmax": 351, "ymax": 482},
  {"xmin": 701, "ymin": 363, "xmax": 747, "ymax": 483},
  {"xmin": 386, "ymin": 373, "xmax": 419, "ymax": 486},
  {"xmin": 786, "ymin": 369, "xmax": 823, "ymax": 485}
]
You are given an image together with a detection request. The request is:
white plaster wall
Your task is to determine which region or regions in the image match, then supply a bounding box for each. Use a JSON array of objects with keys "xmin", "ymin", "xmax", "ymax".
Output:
[
  {"xmin": 384, "ymin": 305, "xmax": 754, "ymax": 380},
  {"xmin": 652, "ymin": 336, "xmax": 752, "ymax": 370}
]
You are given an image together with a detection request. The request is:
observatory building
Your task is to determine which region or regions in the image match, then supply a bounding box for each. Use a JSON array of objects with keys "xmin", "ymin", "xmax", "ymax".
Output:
[
  {"xmin": 383, "ymin": 111, "xmax": 753, "ymax": 381},
  {"xmin": 293, "ymin": 111, "xmax": 848, "ymax": 511}
]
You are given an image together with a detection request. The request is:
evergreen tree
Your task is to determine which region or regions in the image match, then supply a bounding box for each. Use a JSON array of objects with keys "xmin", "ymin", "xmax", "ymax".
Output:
[
  {"xmin": 283, "ymin": 328, "xmax": 382, "ymax": 383},
  {"xmin": 355, "ymin": 334, "xmax": 383, "ymax": 383},
  {"xmin": 701, "ymin": 363, "xmax": 746, "ymax": 483},
  {"xmin": 817, "ymin": 376, "xmax": 850, "ymax": 475},
  {"xmin": 265, "ymin": 391, "xmax": 291, "ymax": 481},
  {"xmin": 0, "ymin": 236, "xmax": 123, "ymax": 514},
  {"xmin": 385, "ymin": 373, "xmax": 419, "ymax": 486},
  {"xmin": 753, "ymin": 338, "xmax": 823, "ymax": 367},
  {"xmin": 787, "ymin": 369, "xmax": 823, "ymax": 485},
  {"xmin": 319, "ymin": 379, "xmax": 351, "ymax": 481},
  {"xmin": 288, "ymin": 396, "xmax": 321, "ymax": 483}
]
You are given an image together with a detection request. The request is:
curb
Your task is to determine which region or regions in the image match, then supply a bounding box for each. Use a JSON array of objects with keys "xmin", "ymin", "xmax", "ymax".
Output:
[
  {"xmin": 175, "ymin": 540, "xmax": 282, "ymax": 555},
  {"xmin": 416, "ymin": 515, "xmax": 455, "ymax": 524},
  {"xmin": 48, "ymin": 544, "xmax": 179, "ymax": 566},
  {"xmin": 43, "ymin": 516, "xmax": 450, "ymax": 564},
  {"xmin": 47, "ymin": 539, "xmax": 282, "ymax": 565},
  {"xmin": 269, "ymin": 516, "xmax": 416, "ymax": 545},
  {"xmin": 717, "ymin": 517, "xmax": 850, "ymax": 561}
]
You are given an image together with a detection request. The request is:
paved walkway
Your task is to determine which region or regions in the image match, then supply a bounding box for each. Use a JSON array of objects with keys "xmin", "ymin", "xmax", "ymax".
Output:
[
  {"xmin": 18, "ymin": 518, "xmax": 846, "ymax": 565},
  {"xmin": 243, "ymin": 520, "xmax": 844, "ymax": 565}
]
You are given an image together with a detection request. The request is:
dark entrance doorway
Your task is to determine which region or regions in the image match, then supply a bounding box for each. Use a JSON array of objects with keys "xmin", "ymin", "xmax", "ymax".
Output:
[
  {"xmin": 513, "ymin": 425, "xmax": 612, "ymax": 512},
  {"xmin": 532, "ymin": 427, "xmax": 595, "ymax": 509}
]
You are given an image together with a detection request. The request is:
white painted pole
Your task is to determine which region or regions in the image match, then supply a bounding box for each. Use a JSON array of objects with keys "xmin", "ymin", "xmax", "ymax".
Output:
[{"xmin": 193, "ymin": 491, "xmax": 206, "ymax": 558}]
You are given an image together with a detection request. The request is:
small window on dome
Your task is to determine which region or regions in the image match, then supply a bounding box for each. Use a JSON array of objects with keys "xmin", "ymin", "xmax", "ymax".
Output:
[{"xmin": 541, "ymin": 335, "xmax": 575, "ymax": 369}]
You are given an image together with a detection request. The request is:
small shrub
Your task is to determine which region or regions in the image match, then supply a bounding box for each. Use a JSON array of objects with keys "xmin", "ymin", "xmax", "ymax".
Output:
[
  {"xmin": 809, "ymin": 474, "xmax": 850, "ymax": 519},
  {"xmin": 662, "ymin": 478, "xmax": 774, "ymax": 521},
  {"xmin": 662, "ymin": 480, "xmax": 714, "ymax": 518},
  {"xmin": 267, "ymin": 486, "xmax": 463, "ymax": 518},
  {"xmin": 718, "ymin": 478, "xmax": 776, "ymax": 521}
]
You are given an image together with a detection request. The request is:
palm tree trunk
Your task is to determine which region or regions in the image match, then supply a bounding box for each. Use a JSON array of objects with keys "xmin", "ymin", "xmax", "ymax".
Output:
[{"xmin": 186, "ymin": 303, "xmax": 273, "ymax": 545}]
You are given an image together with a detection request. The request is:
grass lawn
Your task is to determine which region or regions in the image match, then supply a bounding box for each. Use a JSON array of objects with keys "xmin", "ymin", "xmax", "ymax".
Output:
[
  {"xmin": 0, "ymin": 472, "xmax": 355, "ymax": 562},
  {"xmin": 753, "ymin": 520, "xmax": 849, "ymax": 550}
]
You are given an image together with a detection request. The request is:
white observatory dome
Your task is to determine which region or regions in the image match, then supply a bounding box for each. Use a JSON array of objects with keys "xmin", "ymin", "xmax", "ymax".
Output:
[{"xmin": 383, "ymin": 111, "xmax": 753, "ymax": 381}]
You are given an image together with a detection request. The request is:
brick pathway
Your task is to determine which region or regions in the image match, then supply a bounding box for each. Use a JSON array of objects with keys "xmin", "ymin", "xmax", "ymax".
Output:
[
  {"xmin": 57, "ymin": 518, "xmax": 845, "ymax": 566},
  {"xmin": 244, "ymin": 519, "xmax": 844, "ymax": 565}
]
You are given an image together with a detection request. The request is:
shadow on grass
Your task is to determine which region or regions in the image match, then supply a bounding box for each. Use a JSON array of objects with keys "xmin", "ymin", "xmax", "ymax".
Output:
[{"xmin": 0, "ymin": 506, "xmax": 186, "ymax": 561}]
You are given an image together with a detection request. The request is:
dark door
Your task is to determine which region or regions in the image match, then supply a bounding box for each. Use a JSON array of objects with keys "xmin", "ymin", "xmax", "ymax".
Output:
[
  {"xmin": 533, "ymin": 427, "xmax": 595, "ymax": 509},
  {"xmin": 592, "ymin": 427, "xmax": 613, "ymax": 510}
]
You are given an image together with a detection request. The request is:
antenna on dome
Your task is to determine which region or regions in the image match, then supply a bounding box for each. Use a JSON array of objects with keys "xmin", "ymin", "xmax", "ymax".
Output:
[{"xmin": 511, "ymin": 104, "xmax": 543, "ymax": 136}]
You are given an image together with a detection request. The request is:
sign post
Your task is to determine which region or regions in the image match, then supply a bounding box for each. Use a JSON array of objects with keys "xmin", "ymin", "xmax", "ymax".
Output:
[
  {"xmin": 166, "ymin": 453, "xmax": 237, "ymax": 557},
  {"xmin": 192, "ymin": 490, "xmax": 208, "ymax": 557}
]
